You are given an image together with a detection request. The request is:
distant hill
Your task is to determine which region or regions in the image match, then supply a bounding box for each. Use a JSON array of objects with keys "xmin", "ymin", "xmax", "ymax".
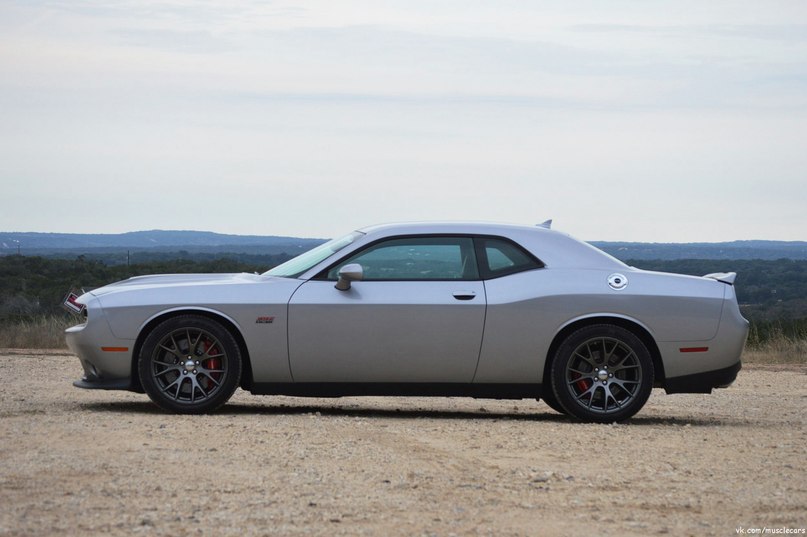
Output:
[
  {"xmin": 1, "ymin": 230, "xmax": 805, "ymax": 260},
  {"xmin": 592, "ymin": 240, "xmax": 807, "ymax": 261},
  {"xmin": 0, "ymin": 230, "xmax": 326, "ymax": 257}
]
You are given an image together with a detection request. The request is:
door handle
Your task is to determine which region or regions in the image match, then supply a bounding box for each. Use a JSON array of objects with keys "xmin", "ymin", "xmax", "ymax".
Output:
[{"xmin": 452, "ymin": 291, "xmax": 476, "ymax": 301}]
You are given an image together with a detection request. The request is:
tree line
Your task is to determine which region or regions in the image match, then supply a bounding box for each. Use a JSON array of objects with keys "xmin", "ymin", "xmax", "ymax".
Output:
[
  {"xmin": 1, "ymin": 254, "xmax": 805, "ymax": 344},
  {"xmin": 0, "ymin": 254, "xmax": 286, "ymax": 320}
]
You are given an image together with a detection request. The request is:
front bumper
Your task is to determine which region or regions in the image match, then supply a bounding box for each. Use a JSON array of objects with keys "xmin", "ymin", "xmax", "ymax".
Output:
[{"xmin": 65, "ymin": 318, "xmax": 137, "ymax": 391}]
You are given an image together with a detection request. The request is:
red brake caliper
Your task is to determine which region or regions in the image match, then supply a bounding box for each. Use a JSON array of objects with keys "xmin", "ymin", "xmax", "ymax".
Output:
[
  {"xmin": 571, "ymin": 372, "xmax": 591, "ymax": 393},
  {"xmin": 202, "ymin": 339, "xmax": 221, "ymax": 389}
]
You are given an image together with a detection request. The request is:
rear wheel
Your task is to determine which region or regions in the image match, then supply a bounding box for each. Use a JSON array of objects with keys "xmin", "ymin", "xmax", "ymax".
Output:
[
  {"xmin": 550, "ymin": 324, "xmax": 653, "ymax": 423},
  {"xmin": 138, "ymin": 315, "xmax": 242, "ymax": 414}
]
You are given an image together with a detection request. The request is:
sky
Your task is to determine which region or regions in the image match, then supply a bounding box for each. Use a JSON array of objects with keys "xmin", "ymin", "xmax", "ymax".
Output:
[{"xmin": 1, "ymin": 1, "xmax": 806, "ymax": 242}]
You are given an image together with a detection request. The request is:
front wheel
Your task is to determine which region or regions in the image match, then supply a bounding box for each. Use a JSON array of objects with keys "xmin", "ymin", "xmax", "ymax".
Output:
[
  {"xmin": 550, "ymin": 325, "xmax": 654, "ymax": 423},
  {"xmin": 539, "ymin": 390, "xmax": 567, "ymax": 415},
  {"xmin": 138, "ymin": 315, "xmax": 242, "ymax": 414}
]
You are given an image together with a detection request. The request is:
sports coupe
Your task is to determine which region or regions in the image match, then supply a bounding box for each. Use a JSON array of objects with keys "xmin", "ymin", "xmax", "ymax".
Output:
[{"xmin": 65, "ymin": 222, "xmax": 748, "ymax": 422}]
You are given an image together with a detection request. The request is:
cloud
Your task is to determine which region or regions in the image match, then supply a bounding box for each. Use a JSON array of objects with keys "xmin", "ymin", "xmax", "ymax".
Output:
[
  {"xmin": 572, "ymin": 23, "xmax": 807, "ymax": 42},
  {"xmin": 111, "ymin": 28, "xmax": 234, "ymax": 54},
  {"xmin": 0, "ymin": 1, "xmax": 805, "ymax": 240}
]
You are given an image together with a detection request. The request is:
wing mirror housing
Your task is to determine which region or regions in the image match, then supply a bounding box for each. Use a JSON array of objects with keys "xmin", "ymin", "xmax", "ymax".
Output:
[{"xmin": 335, "ymin": 263, "xmax": 363, "ymax": 291}]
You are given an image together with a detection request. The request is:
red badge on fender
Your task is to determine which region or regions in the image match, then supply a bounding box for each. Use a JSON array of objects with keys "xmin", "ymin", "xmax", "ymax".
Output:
[{"xmin": 256, "ymin": 316, "xmax": 275, "ymax": 324}]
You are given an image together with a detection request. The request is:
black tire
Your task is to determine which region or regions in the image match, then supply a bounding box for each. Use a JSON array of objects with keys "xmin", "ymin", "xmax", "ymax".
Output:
[
  {"xmin": 540, "ymin": 390, "xmax": 568, "ymax": 415},
  {"xmin": 138, "ymin": 315, "xmax": 242, "ymax": 414},
  {"xmin": 550, "ymin": 324, "xmax": 653, "ymax": 423}
]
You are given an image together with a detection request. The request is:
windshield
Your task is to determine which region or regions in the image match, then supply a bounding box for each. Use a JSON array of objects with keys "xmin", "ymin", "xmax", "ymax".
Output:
[{"xmin": 264, "ymin": 231, "xmax": 364, "ymax": 278}]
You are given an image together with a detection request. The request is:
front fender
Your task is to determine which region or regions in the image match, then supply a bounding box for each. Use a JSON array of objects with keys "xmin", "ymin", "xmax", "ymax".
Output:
[{"xmin": 136, "ymin": 306, "xmax": 245, "ymax": 338}]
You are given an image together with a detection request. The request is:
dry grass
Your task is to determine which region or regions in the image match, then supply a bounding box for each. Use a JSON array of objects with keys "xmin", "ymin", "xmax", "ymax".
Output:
[
  {"xmin": 0, "ymin": 315, "xmax": 805, "ymax": 364},
  {"xmin": 743, "ymin": 334, "xmax": 807, "ymax": 364},
  {"xmin": 0, "ymin": 315, "xmax": 74, "ymax": 349}
]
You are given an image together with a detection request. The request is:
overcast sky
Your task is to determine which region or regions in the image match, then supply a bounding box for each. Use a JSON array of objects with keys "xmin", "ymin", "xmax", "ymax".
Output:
[{"xmin": 1, "ymin": 1, "xmax": 805, "ymax": 242}]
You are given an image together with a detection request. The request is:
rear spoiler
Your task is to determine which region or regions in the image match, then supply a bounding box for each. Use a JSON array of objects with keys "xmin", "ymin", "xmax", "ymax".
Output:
[{"xmin": 703, "ymin": 272, "xmax": 737, "ymax": 285}]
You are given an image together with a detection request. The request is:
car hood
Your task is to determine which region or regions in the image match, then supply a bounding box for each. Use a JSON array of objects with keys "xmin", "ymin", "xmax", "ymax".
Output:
[{"xmin": 88, "ymin": 273, "xmax": 267, "ymax": 297}]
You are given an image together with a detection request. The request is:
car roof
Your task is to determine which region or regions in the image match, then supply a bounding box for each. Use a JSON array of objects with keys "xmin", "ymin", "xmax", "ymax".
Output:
[{"xmin": 358, "ymin": 221, "xmax": 551, "ymax": 236}]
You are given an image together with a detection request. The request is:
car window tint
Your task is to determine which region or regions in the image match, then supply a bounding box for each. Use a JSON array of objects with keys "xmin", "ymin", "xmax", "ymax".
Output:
[
  {"xmin": 486, "ymin": 246, "xmax": 518, "ymax": 271},
  {"xmin": 329, "ymin": 237, "xmax": 479, "ymax": 281},
  {"xmin": 480, "ymin": 238, "xmax": 542, "ymax": 277}
]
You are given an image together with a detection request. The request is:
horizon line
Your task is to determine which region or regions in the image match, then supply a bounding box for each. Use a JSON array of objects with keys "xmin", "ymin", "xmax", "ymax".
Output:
[{"xmin": 1, "ymin": 229, "xmax": 805, "ymax": 246}]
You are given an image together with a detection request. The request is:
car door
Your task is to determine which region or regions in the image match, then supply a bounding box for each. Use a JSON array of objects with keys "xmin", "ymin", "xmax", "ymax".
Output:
[{"xmin": 287, "ymin": 236, "xmax": 486, "ymax": 383}]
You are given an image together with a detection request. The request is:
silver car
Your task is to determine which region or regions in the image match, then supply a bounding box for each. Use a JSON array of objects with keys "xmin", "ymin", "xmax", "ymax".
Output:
[{"xmin": 65, "ymin": 222, "xmax": 748, "ymax": 422}]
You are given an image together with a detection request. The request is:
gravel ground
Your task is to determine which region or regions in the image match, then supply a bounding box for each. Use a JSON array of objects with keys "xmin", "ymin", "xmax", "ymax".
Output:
[{"xmin": 1, "ymin": 350, "xmax": 805, "ymax": 537}]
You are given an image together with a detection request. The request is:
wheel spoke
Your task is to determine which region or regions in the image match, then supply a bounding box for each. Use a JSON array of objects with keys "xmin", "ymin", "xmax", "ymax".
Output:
[
  {"xmin": 189, "ymin": 376, "xmax": 206, "ymax": 402},
  {"xmin": 603, "ymin": 387, "xmax": 614, "ymax": 408},
  {"xmin": 611, "ymin": 350, "xmax": 637, "ymax": 370},
  {"xmin": 604, "ymin": 385, "xmax": 622, "ymax": 409},
  {"xmin": 190, "ymin": 329, "xmax": 205, "ymax": 355},
  {"xmin": 170, "ymin": 333, "xmax": 184, "ymax": 355},
  {"xmin": 611, "ymin": 363, "xmax": 639, "ymax": 373},
  {"xmin": 587, "ymin": 386, "xmax": 600, "ymax": 409},
  {"xmin": 199, "ymin": 372, "xmax": 221, "ymax": 388},
  {"xmin": 174, "ymin": 376, "xmax": 187, "ymax": 400},
  {"xmin": 585, "ymin": 342, "xmax": 595, "ymax": 363},
  {"xmin": 575, "ymin": 383, "xmax": 597, "ymax": 401},
  {"xmin": 155, "ymin": 366, "xmax": 181, "ymax": 377},
  {"xmin": 201, "ymin": 343, "xmax": 224, "ymax": 360},
  {"xmin": 603, "ymin": 338, "xmax": 616, "ymax": 363},
  {"xmin": 158, "ymin": 344, "xmax": 181, "ymax": 359},
  {"xmin": 567, "ymin": 376, "xmax": 594, "ymax": 387},
  {"xmin": 611, "ymin": 378, "xmax": 639, "ymax": 393},
  {"xmin": 161, "ymin": 375, "xmax": 183, "ymax": 396},
  {"xmin": 161, "ymin": 377, "xmax": 179, "ymax": 392},
  {"xmin": 193, "ymin": 376, "xmax": 208, "ymax": 398},
  {"xmin": 186, "ymin": 329, "xmax": 194, "ymax": 355},
  {"xmin": 573, "ymin": 351, "xmax": 596, "ymax": 368}
]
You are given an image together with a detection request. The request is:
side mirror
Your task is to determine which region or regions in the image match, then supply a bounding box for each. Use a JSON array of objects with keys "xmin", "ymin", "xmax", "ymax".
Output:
[{"xmin": 335, "ymin": 263, "xmax": 363, "ymax": 291}]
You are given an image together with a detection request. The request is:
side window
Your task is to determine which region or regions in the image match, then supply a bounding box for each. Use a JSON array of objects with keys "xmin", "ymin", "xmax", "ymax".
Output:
[
  {"xmin": 327, "ymin": 237, "xmax": 479, "ymax": 281},
  {"xmin": 479, "ymin": 238, "xmax": 543, "ymax": 278}
]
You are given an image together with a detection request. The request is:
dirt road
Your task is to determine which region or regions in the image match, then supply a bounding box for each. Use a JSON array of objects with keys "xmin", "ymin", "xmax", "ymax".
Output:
[{"xmin": 1, "ymin": 351, "xmax": 805, "ymax": 536}]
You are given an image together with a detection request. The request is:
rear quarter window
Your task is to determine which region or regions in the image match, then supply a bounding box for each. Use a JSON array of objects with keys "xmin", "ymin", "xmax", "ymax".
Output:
[{"xmin": 478, "ymin": 237, "xmax": 543, "ymax": 279}]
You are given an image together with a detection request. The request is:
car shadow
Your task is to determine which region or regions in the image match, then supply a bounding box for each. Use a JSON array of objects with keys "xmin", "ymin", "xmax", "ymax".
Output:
[
  {"xmin": 80, "ymin": 401, "xmax": 166, "ymax": 414},
  {"xmin": 78, "ymin": 400, "xmax": 742, "ymax": 426},
  {"xmin": 220, "ymin": 404, "xmax": 747, "ymax": 426},
  {"xmin": 220, "ymin": 403, "xmax": 566, "ymax": 422},
  {"xmin": 79, "ymin": 400, "xmax": 566, "ymax": 422}
]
